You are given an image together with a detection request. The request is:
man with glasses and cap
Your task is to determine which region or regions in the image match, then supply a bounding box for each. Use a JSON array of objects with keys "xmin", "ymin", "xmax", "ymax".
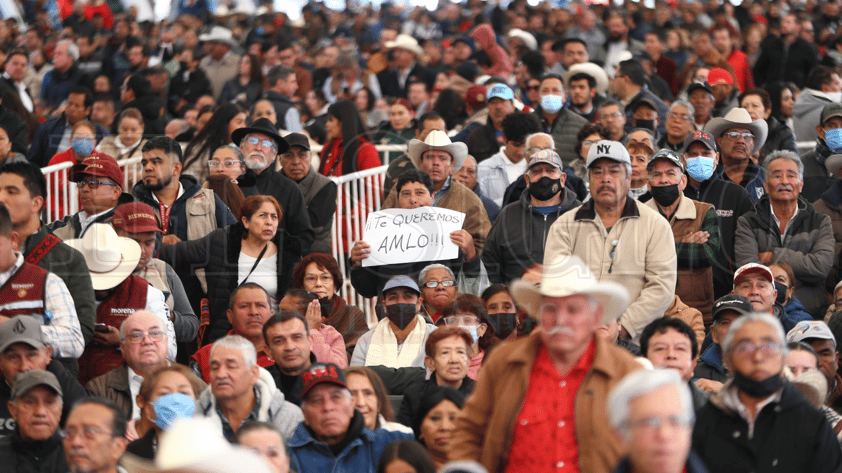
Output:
[
  {"xmin": 449, "ymin": 256, "xmax": 642, "ymax": 473},
  {"xmin": 46, "ymin": 154, "xmax": 134, "ymax": 241},
  {"xmin": 693, "ymin": 312, "xmax": 842, "ymax": 473},
  {"xmin": 0, "ymin": 317, "xmax": 87, "ymax": 438},
  {"xmin": 279, "ymin": 133, "xmax": 336, "ymax": 255},
  {"xmin": 0, "ymin": 370, "xmax": 67, "ymax": 472},
  {"xmin": 234, "ymin": 119, "xmax": 314, "ymax": 255},
  {"xmin": 705, "ymin": 107, "xmax": 768, "ymax": 203},
  {"xmin": 644, "ymin": 149, "xmax": 720, "ymax": 323},
  {"xmin": 350, "ymin": 275, "xmax": 437, "ymax": 369},
  {"xmin": 66, "ymin": 223, "xmax": 175, "ymax": 383}
]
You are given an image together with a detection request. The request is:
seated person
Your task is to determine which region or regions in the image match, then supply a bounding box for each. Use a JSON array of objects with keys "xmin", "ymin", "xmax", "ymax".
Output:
[
  {"xmin": 350, "ymin": 169, "xmax": 480, "ymax": 298},
  {"xmin": 639, "ymin": 317, "xmax": 708, "ymax": 410},
  {"xmin": 344, "ymin": 366, "xmax": 413, "ymax": 433},
  {"xmin": 418, "ymin": 264, "xmax": 460, "ymax": 323},
  {"xmin": 396, "ymin": 325, "xmax": 475, "ymax": 427},
  {"xmin": 693, "ymin": 294, "xmax": 752, "ymax": 394},
  {"xmin": 439, "ymin": 294, "xmax": 495, "ymax": 379},
  {"xmin": 350, "ymin": 275, "xmax": 437, "ymax": 368},
  {"xmin": 278, "ymin": 289, "xmax": 348, "ymax": 368}
]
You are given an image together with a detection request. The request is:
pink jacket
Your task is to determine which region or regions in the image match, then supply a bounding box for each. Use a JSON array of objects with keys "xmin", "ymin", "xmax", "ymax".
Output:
[
  {"xmin": 470, "ymin": 24, "xmax": 512, "ymax": 78},
  {"xmin": 311, "ymin": 324, "xmax": 349, "ymax": 368}
]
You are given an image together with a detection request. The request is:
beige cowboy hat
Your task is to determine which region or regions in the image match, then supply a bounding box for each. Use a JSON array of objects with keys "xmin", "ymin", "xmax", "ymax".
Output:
[
  {"xmin": 563, "ymin": 62, "xmax": 609, "ymax": 95},
  {"xmin": 65, "ymin": 223, "xmax": 141, "ymax": 291},
  {"xmin": 384, "ymin": 34, "xmax": 424, "ymax": 57},
  {"xmin": 199, "ymin": 26, "xmax": 237, "ymax": 47},
  {"xmin": 407, "ymin": 130, "xmax": 468, "ymax": 171},
  {"xmin": 511, "ymin": 255, "xmax": 630, "ymax": 324},
  {"xmin": 703, "ymin": 107, "xmax": 768, "ymax": 154}
]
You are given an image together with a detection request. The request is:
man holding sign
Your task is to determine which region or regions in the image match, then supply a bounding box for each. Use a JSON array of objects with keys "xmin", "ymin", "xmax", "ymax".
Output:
[
  {"xmin": 379, "ymin": 130, "xmax": 491, "ymax": 257},
  {"xmin": 350, "ymin": 169, "xmax": 480, "ymax": 298}
]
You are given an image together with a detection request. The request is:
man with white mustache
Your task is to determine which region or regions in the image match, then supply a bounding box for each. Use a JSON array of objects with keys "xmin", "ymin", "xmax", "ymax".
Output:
[{"xmin": 735, "ymin": 150, "xmax": 834, "ymax": 319}]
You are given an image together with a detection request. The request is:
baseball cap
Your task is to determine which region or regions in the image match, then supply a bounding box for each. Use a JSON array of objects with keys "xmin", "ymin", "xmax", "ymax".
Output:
[
  {"xmin": 821, "ymin": 103, "xmax": 842, "ymax": 125},
  {"xmin": 112, "ymin": 202, "xmax": 162, "ymax": 234},
  {"xmin": 487, "ymin": 84, "xmax": 514, "ymax": 102},
  {"xmin": 382, "ymin": 275, "xmax": 421, "ymax": 295},
  {"xmin": 647, "ymin": 149, "xmax": 684, "ymax": 172},
  {"xmin": 787, "ymin": 320, "xmax": 837, "ymax": 346},
  {"xmin": 0, "ymin": 317, "xmax": 46, "ymax": 353},
  {"xmin": 682, "ymin": 130, "xmax": 717, "ymax": 153},
  {"xmin": 301, "ymin": 363, "xmax": 347, "ymax": 399},
  {"xmin": 528, "ymin": 149, "xmax": 563, "ymax": 171},
  {"xmin": 465, "ymin": 85, "xmax": 487, "ymax": 110},
  {"xmin": 10, "ymin": 369, "xmax": 61, "ymax": 400},
  {"xmin": 585, "ymin": 140, "xmax": 631, "ymax": 168},
  {"xmin": 631, "ymin": 98, "xmax": 659, "ymax": 114},
  {"xmin": 711, "ymin": 294, "xmax": 753, "ymax": 321},
  {"xmin": 284, "ymin": 132, "xmax": 311, "ymax": 151},
  {"xmin": 707, "ymin": 68, "xmax": 734, "ymax": 86},
  {"xmin": 68, "ymin": 154, "xmax": 124, "ymax": 189},
  {"xmin": 733, "ymin": 262, "xmax": 774, "ymax": 287},
  {"xmin": 686, "ymin": 81, "xmax": 713, "ymax": 97}
]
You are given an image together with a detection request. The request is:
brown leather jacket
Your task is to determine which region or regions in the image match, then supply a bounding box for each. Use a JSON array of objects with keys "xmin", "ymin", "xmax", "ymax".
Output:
[{"xmin": 449, "ymin": 331, "xmax": 641, "ymax": 473}]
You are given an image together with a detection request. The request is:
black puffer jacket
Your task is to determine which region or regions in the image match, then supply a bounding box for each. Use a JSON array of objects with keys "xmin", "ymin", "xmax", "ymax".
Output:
[
  {"xmin": 759, "ymin": 116, "xmax": 797, "ymax": 161},
  {"xmin": 158, "ymin": 223, "xmax": 302, "ymax": 343},
  {"xmin": 482, "ymin": 187, "xmax": 581, "ymax": 285},
  {"xmin": 0, "ymin": 431, "xmax": 66, "ymax": 473}
]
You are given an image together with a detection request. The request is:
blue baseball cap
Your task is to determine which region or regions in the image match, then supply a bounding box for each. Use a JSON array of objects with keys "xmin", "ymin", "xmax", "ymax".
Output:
[
  {"xmin": 487, "ymin": 84, "xmax": 514, "ymax": 101},
  {"xmin": 383, "ymin": 275, "xmax": 420, "ymax": 295}
]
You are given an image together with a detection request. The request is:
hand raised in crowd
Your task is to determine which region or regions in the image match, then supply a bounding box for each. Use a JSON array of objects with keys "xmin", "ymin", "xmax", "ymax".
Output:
[
  {"xmin": 305, "ymin": 299, "xmax": 322, "ymax": 330},
  {"xmin": 350, "ymin": 240, "xmax": 371, "ymax": 267},
  {"xmin": 695, "ymin": 378, "xmax": 724, "ymax": 394},
  {"xmin": 94, "ymin": 325, "xmax": 121, "ymax": 346},
  {"xmin": 450, "ymin": 229, "xmax": 476, "ymax": 261},
  {"xmin": 162, "ymin": 234, "xmax": 182, "ymax": 245},
  {"xmin": 681, "ymin": 231, "xmax": 709, "ymax": 244}
]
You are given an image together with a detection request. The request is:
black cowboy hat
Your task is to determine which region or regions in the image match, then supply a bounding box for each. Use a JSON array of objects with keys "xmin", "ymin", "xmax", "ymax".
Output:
[{"xmin": 231, "ymin": 118, "xmax": 289, "ymax": 154}]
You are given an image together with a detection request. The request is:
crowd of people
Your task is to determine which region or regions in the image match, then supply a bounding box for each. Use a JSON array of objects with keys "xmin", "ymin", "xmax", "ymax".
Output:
[{"xmin": 4, "ymin": 0, "xmax": 842, "ymax": 472}]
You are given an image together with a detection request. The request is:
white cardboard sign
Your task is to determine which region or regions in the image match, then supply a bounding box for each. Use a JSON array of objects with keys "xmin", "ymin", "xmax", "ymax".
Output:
[{"xmin": 361, "ymin": 207, "xmax": 465, "ymax": 267}]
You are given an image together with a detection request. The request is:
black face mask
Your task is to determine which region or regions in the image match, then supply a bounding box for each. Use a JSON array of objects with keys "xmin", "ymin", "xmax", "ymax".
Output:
[
  {"xmin": 732, "ymin": 370, "xmax": 785, "ymax": 398},
  {"xmin": 635, "ymin": 119, "xmax": 656, "ymax": 131},
  {"xmin": 650, "ymin": 184, "xmax": 681, "ymax": 207},
  {"xmin": 488, "ymin": 312, "xmax": 518, "ymax": 339},
  {"xmin": 774, "ymin": 281, "xmax": 788, "ymax": 305},
  {"xmin": 528, "ymin": 176, "xmax": 562, "ymax": 202},
  {"xmin": 385, "ymin": 303, "xmax": 416, "ymax": 330}
]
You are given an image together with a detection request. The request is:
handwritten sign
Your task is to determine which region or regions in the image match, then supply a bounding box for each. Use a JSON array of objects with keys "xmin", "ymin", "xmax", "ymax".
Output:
[{"xmin": 361, "ymin": 207, "xmax": 465, "ymax": 267}]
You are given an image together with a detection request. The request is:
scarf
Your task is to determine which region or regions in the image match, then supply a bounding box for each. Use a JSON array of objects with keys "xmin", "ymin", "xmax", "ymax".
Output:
[{"xmin": 364, "ymin": 315, "xmax": 426, "ymax": 368}]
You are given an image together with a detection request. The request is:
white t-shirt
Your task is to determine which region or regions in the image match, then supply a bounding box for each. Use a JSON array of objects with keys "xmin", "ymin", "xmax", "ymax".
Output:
[{"xmin": 238, "ymin": 251, "xmax": 278, "ymax": 298}]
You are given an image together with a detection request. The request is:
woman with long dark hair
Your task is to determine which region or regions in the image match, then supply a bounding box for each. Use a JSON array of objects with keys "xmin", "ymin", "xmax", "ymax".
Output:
[
  {"xmin": 182, "ymin": 103, "xmax": 247, "ymax": 182},
  {"xmin": 318, "ymin": 100, "xmax": 380, "ymax": 177},
  {"xmin": 219, "ymin": 53, "xmax": 264, "ymax": 107}
]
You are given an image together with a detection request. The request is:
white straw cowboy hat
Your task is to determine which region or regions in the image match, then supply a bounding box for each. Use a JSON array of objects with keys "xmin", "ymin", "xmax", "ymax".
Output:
[
  {"xmin": 407, "ymin": 130, "xmax": 469, "ymax": 171},
  {"xmin": 703, "ymin": 107, "xmax": 769, "ymax": 154},
  {"xmin": 65, "ymin": 223, "xmax": 141, "ymax": 291},
  {"xmin": 511, "ymin": 255, "xmax": 630, "ymax": 324},
  {"xmin": 199, "ymin": 26, "xmax": 237, "ymax": 47},
  {"xmin": 563, "ymin": 62, "xmax": 609, "ymax": 95},
  {"xmin": 385, "ymin": 34, "xmax": 424, "ymax": 57}
]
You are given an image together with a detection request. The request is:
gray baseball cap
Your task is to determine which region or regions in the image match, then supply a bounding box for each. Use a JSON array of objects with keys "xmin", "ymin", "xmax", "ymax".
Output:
[
  {"xmin": 0, "ymin": 317, "xmax": 45, "ymax": 353},
  {"xmin": 10, "ymin": 369, "xmax": 61, "ymax": 400},
  {"xmin": 382, "ymin": 275, "xmax": 421, "ymax": 295}
]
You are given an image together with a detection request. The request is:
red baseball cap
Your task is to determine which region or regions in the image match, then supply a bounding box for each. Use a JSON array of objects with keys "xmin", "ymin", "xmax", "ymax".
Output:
[
  {"xmin": 68, "ymin": 154, "xmax": 124, "ymax": 189},
  {"xmin": 111, "ymin": 202, "xmax": 162, "ymax": 234},
  {"xmin": 707, "ymin": 68, "xmax": 734, "ymax": 87}
]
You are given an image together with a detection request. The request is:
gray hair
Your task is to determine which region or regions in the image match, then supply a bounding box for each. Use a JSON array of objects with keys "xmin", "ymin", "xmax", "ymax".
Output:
[
  {"xmin": 607, "ymin": 369, "xmax": 694, "ymax": 434},
  {"xmin": 210, "ymin": 334, "xmax": 257, "ymax": 369},
  {"xmin": 722, "ymin": 312, "xmax": 788, "ymax": 357},
  {"xmin": 418, "ymin": 264, "xmax": 455, "ymax": 285},
  {"xmin": 669, "ymin": 100, "xmax": 695, "ymax": 118},
  {"xmin": 56, "ymin": 39, "xmax": 79, "ymax": 61},
  {"xmin": 762, "ymin": 150, "xmax": 804, "ymax": 182},
  {"xmin": 525, "ymin": 132, "xmax": 554, "ymax": 151},
  {"xmin": 213, "ymin": 144, "xmax": 245, "ymax": 164}
]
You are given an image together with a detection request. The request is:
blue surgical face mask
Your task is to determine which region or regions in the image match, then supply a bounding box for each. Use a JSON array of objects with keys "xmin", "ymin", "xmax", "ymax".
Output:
[
  {"xmin": 459, "ymin": 324, "xmax": 479, "ymax": 345},
  {"xmin": 685, "ymin": 156, "xmax": 716, "ymax": 182},
  {"xmin": 72, "ymin": 138, "xmax": 94, "ymax": 157},
  {"xmin": 255, "ymin": 25, "xmax": 266, "ymax": 36},
  {"xmin": 826, "ymin": 127, "xmax": 842, "ymax": 152},
  {"xmin": 153, "ymin": 393, "xmax": 196, "ymax": 431},
  {"xmin": 540, "ymin": 94, "xmax": 564, "ymax": 114}
]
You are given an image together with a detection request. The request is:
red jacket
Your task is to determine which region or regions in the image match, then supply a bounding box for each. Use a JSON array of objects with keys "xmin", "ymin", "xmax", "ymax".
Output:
[{"xmin": 726, "ymin": 49, "xmax": 755, "ymax": 93}]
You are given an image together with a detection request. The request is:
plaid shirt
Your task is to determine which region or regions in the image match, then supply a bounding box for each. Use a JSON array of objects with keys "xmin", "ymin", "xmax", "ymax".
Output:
[{"xmin": 0, "ymin": 252, "xmax": 84, "ymax": 358}]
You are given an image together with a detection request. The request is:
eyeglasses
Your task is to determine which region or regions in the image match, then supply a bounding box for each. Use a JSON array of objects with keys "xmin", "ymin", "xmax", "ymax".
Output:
[
  {"xmin": 61, "ymin": 426, "xmax": 115, "ymax": 440},
  {"xmin": 666, "ymin": 112, "xmax": 693, "ymax": 122},
  {"xmin": 732, "ymin": 340, "xmax": 783, "ymax": 357},
  {"xmin": 304, "ymin": 274, "xmax": 333, "ymax": 284},
  {"xmin": 76, "ymin": 180, "xmax": 119, "ymax": 189},
  {"xmin": 601, "ymin": 112, "xmax": 624, "ymax": 120},
  {"xmin": 246, "ymin": 136, "xmax": 276, "ymax": 149},
  {"xmin": 723, "ymin": 131, "xmax": 754, "ymax": 141},
  {"xmin": 621, "ymin": 415, "xmax": 693, "ymax": 432},
  {"xmin": 123, "ymin": 330, "xmax": 165, "ymax": 344},
  {"xmin": 526, "ymin": 85, "xmax": 540, "ymax": 91},
  {"xmin": 423, "ymin": 280, "xmax": 455, "ymax": 289},
  {"xmin": 208, "ymin": 159, "xmax": 242, "ymax": 168},
  {"xmin": 444, "ymin": 315, "xmax": 479, "ymax": 325}
]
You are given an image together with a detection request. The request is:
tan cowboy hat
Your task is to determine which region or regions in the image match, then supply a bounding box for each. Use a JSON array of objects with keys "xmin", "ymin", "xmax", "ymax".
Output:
[
  {"xmin": 385, "ymin": 34, "xmax": 424, "ymax": 57},
  {"xmin": 407, "ymin": 130, "xmax": 468, "ymax": 171},
  {"xmin": 703, "ymin": 107, "xmax": 768, "ymax": 154},
  {"xmin": 563, "ymin": 62, "xmax": 609, "ymax": 95},
  {"xmin": 199, "ymin": 26, "xmax": 237, "ymax": 47},
  {"xmin": 511, "ymin": 255, "xmax": 630, "ymax": 324},
  {"xmin": 65, "ymin": 223, "xmax": 141, "ymax": 291}
]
